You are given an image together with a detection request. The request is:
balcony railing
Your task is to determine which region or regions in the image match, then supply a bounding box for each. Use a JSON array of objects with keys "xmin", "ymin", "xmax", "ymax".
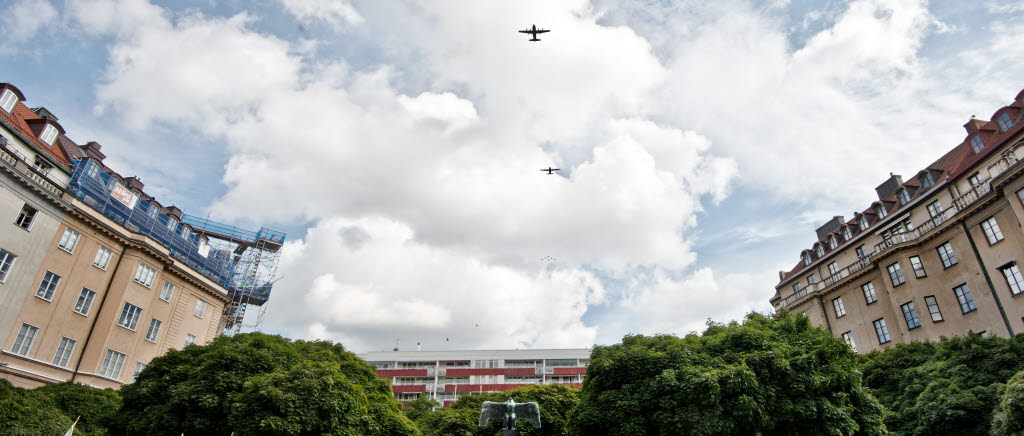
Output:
[
  {"xmin": 779, "ymin": 146, "xmax": 1024, "ymax": 310},
  {"xmin": 0, "ymin": 139, "xmax": 64, "ymax": 198}
]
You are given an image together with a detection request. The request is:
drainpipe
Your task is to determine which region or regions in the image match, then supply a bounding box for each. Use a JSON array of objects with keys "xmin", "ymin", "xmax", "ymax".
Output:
[
  {"xmin": 960, "ymin": 220, "xmax": 1014, "ymax": 336},
  {"xmin": 817, "ymin": 296, "xmax": 834, "ymax": 335},
  {"xmin": 71, "ymin": 248, "xmax": 126, "ymax": 382}
]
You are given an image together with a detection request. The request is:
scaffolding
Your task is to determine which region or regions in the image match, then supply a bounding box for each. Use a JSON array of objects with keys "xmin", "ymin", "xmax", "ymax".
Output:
[{"xmin": 68, "ymin": 159, "xmax": 286, "ymax": 335}]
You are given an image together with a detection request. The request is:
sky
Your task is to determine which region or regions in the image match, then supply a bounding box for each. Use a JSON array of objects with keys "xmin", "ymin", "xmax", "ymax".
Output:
[{"xmin": 3, "ymin": 0, "xmax": 1024, "ymax": 352}]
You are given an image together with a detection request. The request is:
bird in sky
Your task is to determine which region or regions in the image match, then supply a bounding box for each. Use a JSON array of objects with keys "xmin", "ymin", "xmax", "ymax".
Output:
[{"xmin": 519, "ymin": 24, "xmax": 550, "ymax": 41}]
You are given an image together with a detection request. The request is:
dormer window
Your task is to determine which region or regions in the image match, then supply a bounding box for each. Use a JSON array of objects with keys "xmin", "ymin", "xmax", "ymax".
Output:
[
  {"xmin": 920, "ymin": 172, "xmax": 935, "ymax": 189},
  {"xmin": 859, "ymin": 215, "xmax": 869, "ymax": 231},
  {"xmin": 842, "ymin": 226, "xmax": 852, "ymax": 240},
  {"xmin": 828, "ymin": 235, "xmax": 837, "ymax": 250},
  {"xmin": 897, "ymin": 189, "xmax": 910, "ymax": 205},
  {"xmin": 875, "ymin": 204, "xmax": 888, "ymax": 219},
  {"xmin": 39, "ymin": 124, "xmax": 58, "ymax": 145},
  {"xmin": 997, "ymin": 112, "xmax": 1013, "ymax": 132},
  {"xmin": 815, "ymin": 244, "xmax": 824, "ymax": 257},
  {"xmin": 0, "ymin": 89, "xmax": 16, "ymax": 113},
  {"xmin": 802, "ymin": 252, "xmax": 812, "ymax": 265},
  {"xmin": 970, "ymin": 135, "xmax": 985, "ymax": 153}
]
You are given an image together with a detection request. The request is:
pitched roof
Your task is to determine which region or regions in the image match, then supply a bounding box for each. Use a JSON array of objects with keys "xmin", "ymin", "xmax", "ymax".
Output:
[{"xmin": 0, "ymin": 101, "xmax": 73, "ymax": 167}]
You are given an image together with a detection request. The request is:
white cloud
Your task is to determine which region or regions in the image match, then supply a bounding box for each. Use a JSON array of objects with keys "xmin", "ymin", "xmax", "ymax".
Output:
[
  {"xmin": 398, "ymin": 91, "xmax": 478, "ymax": 132},
  {"xmin": 279, "ymin": 0, "xmax": 363, "ymax": 29},
  {"xmin": 0, "ymin": 0, "xmax": 58, "ymax": 49}
]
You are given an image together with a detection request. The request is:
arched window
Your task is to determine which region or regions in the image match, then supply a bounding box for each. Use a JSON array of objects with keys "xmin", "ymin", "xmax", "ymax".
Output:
[
  {"xmin": 815, "ymin": 244, "xmax": 824, "ymax": 257},
  {"xmin": 859, "ymin": 214, "xmax": 870, "ymax": 231},
  {"xmin": 842, "ymin": 226, "xmax": 852, "ymax": 240},
  {"xmin": 897, "ymin": 189, "xmax": 910, "ymax": 205},
  {"xmin": 875, "ymin": 204, "xmax": 888, "ymax": 219},
  {"xmin": 802, "ymin": 252, "xmax": 812, "ymax": 265}
]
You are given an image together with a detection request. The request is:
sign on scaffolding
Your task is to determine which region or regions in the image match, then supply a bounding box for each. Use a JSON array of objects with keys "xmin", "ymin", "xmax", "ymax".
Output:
[{"xmin": 110, "ymin": 182, "xmax": 138, "ymax": 209}]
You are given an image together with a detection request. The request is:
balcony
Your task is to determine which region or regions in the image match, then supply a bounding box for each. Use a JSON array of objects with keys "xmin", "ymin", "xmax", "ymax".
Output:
[{"xmin": 0, "ymin": 138, "xmax": 65, "ymax": 198}]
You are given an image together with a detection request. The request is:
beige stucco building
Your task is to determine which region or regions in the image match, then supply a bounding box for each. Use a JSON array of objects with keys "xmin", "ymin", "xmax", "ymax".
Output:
[
  {"xmin": 772, "ymin": 88, "xmax": 1024, "ymax": 353},
  {"xmin": 0, "ymin": 83, "xmax": 232, "ymax": 388}
]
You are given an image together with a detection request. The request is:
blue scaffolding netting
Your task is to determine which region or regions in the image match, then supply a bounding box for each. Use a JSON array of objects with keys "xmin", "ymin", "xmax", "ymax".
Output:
[{"xmin": 67, "ymin": 159, "xmax": 285, "ymax": 305}]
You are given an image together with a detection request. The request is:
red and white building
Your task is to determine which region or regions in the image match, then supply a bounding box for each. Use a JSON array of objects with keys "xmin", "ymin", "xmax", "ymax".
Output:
[{"xmin": 358, "ymin": 348, "xmax": 590, "ymax": 407}]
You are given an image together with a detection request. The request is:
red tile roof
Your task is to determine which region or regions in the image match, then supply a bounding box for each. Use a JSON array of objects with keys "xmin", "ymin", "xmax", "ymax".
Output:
[{"xmin": 0, "ymin": 101, "xmax": 73, "ymax": 167}]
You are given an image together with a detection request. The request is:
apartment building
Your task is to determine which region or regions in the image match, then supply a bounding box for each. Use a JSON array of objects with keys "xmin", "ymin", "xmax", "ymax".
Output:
[
  {"xmin": 359, "ymin": 348, "xmax": 590, "ymax": 407},
  {"xmin": 772, "ymin": 87, "xmax": 1024, "ymax": 353},
  {"xmin": 0, "ymin": 82, "xmax": 270, "ymax": 388}
]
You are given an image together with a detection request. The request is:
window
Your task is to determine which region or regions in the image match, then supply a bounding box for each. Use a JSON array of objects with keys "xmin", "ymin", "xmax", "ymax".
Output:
[
  {"xmin": 792, "ymin": 282, "xmax": 802, "ymax": 294},
  {"xmin": 52, "ymin": 337, "xmax": 76, "ymax": 368},
  {"xmin": 15, "ymin": 204, "xmax": 36, "ymax": 230},
  {"xmin": 57, "ymin": 227, "xmax": 81, "ymax": 253},
  {"xmin": 73, "ymin": 288, "xmax": 96, "ymax": 316},
  {"xmin": 924, "ymin": 296, "xmax": 943, "ymax": 322},
  {"xmin": 970, "ymin": 135, "xmax": 985, "ymax": 153},
  {"xmin": 99, "ymin": 349, "xmax": 127, "ymax": 379},
  {"xmin": 841, "ymin": 331, "xmax": 856, "ymax": 351},
  {"xmin": 11, "ymin": 323, "xmax": 38, "ymax": 356},
  {"xmin": 117, "ymin": 302, "xmax": 143, "ymax": 331},
  {"xmin": 815, "ymin": 244, "xmax": 824, "ymax": 257},
  {"xmin": 832, "ymin": 297, "xmax": 846, "ymax": 317},
  {"xmin": 876, "ymin": 204, "xmax": 888, "ymax": 219},
  {"xmin": 970, "ymin": 173, "xmax": 988, "ymax": 195},
  {"xmin": 194, "ymin": 300, "xmax": 207, "ymax": 318},
  {"xmin": 856, "ymin": 245, "xmax": 867, "ymax": 259},
  {"xmin": 842, "ymin": 226, "xmax": 852, "ymax": 240},
  {"xmin": 185, "ymin": 334, "xmax": 197, "ymax": 346},
  {"xmin": 901, "ymin": 302, "xmax": 921, "ymax": 329},
  {"xmin": 953, "ymin": 284, "xmax": 977, "ymax": 313},
  {"xmin": 35, "ymin": 271, "xmax": 61, "ymax": 301},
  {"xmin": 909, "ymin": 256, "xmax": 926, "ymax": 278},
  {"xmin": 166, "ymin": 219, "xmax": 177, "ymax": 231},
  {"xmin": 1019, "ymin": 188, "xmax": 1024, "ymax": 207},
  {"xmin": 937, "ymin": 242, "xmax": 958, "ymax": 268},
  {"xmin": 0, "ymin": 249, "xmax": 14, "ymax": 282},
  {"xmin": 1001, "ymin": 264, "xmax": 1023, "ymax": 296},
  {"xmin": 887, "ymin": 262, "xmax": 905, "ymax": 287},
  {"xmin": 862, "ymin": 282, "xmax": 878, "ymax": 304},
  {"xmin": 802, "ymin": 252, "xmax": 812, "ymax": 265},
  {"xmin": 897, "ymin": 189, "xmax": 910, "ymax": 205},
  {"xmin": 134, "ymin": 263, "xmax": 156, "ymax": 288},
  {"xmin": 39, "ymin": 124, "xmax": 58, "ymax": 145},
  {"xmin": 808, "ymin": 274, "xmax": 817, "ymax": 285},
  {"xmin": 159, "ymin": 282, "xmax": 174, "ymax": 301},
  {"xmin": 0, "ymin": 89, "xmax": 17, "ymax": 112},
  {"xmin": 981, "ymin": 217, "xmax": 1004, "ymax": 244},
  {"xmin": 93, "ymin": 246, "xmax": 113, "ymax": 270},
  {"xmin": 144, "ymin": 318, "xmax": 162, "ymax": 342},
  {"xmin": 920, "ymin": 172, "xmax": 935, "ymax": 189},
  {"xmin": 828, "ymin": 262, "xmax": 839, "ymax": 275},
  {"xmin": 873, "ymin": 318, "xmax": 891, "ymax": 344},
  {"xmin": 859, "ymin": 215, "xmax": 870, "ymax": 230},
  {"xmin": 927, "ymin": 200, "xmax": 943, "ymax": 222},
  {"xmin": 132, "ymin": 362, "xmax": 147, "ymax": 382},
  {"xmin": 828, "ymin": 235, "xmax": 837, "ymax": 250},
  {"xmin": 997, "ymin": 112, "xmax": 1013, "ymax": 132}
]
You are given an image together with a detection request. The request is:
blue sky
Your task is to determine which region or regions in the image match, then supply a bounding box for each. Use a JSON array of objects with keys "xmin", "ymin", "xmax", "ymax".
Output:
[{"xmin": 3, "ymin": 0, "xmax": 1024, "ymax": 351}]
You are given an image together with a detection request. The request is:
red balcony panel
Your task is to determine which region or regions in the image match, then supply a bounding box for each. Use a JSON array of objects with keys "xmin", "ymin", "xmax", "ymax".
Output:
[
  {"xmin": 445, "ymin": 368, "xmax": 502, "ymax": 376},
  {"xmin": 552, "ymin": 367, "xmax": 587, "ymax": 375},
  {"xmin": 392, "ymin": 385, "xmax": 427, "ymax": 393},
  {"xmin": 502, "ymin": 368, "xmax": 537, "ymax": 376},
  {"xmin": 377, "ymin": 369, "xmax": 428, "ymax": 377},
  {"xmin": 444, "ymin": 384, "xmax": 481, "ymax": 392}
]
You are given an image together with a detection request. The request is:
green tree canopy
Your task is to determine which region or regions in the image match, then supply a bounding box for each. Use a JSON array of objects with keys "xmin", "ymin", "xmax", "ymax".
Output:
[
  {"xmin": 992, "ymin": 369, "xmax": 1024, "ymax": 435},
  {"xmin": 404, "ymin": 393, "xmax": 441, "ymax": 423},
  {"xmin": 571, "ymin": 311, "xmax": 885, "ymax": 436},
  {"xmin": 860, "ymin": 332, "xmax": 1024, "ymax": 435},
  {"xmin": 0, "ymin": 378, "xmax": 73, "ymax": 436},
  {"xmin": 35, "ymin": 382, "xmax": 121, "ymax": 435},
  {"xmin": 109, "ymin": 332, "xmax": 417, "ymax": 435}
]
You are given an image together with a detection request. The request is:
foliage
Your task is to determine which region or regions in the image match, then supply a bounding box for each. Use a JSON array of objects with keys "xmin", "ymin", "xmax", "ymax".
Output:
[
  {"xmin": 0, "ymin": 378, "xmax": 74, "ymax": 435},
  {"xmin": 570, "ymin": 311, "xmax": 886, "ymax": 436},
  {"xmin": 415, "ymin": 384, "xmax": 580, "ymax": 436},
  {"xmin": 404, "ymin": 393, "xmax": 440, "ymax": 422},
  {"xmin": 992, "ymin": 370, "xmax": 1024, "ymax": 435},
  {"xmin": 35, "ymin": 382, "xmax": 121, "ymax": 435},
  {"xmin": 860, "ymin": 332, "xmax": 1024, "ymax": 435},
  {"xmin": 109, "ymin": 332, "xmax": 417, "ymax": 435}
]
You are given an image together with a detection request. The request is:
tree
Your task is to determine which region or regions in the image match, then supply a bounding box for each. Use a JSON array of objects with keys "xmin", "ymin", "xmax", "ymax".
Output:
[
  {"xmin": 415, "ymin": 384, "xmax": 580, "ymax": 436},
  {"xmin": 404, "ymin": 393, "xmax": 440, "ymax": 422},
  {"xmin": 860, "ymin": 332, "xmax": 1024, "ymax": 435},
  {"xmin": 992, "ymin": 370, "xmax": 1024, "ymax": 435},
  {"xmin": 0, "ymin": 379, "xmax": 73, "ymax": 435},
  {"xmin": 570, "ymin": 311, "xmax": 886, "ymax": 436},
  {"xmin": 109, "ymin": 332, "xmax": 417, "ymax": 435},
  {"xmin": 35, "ymin": 382, "xmax": 121, "ymax": 435}
]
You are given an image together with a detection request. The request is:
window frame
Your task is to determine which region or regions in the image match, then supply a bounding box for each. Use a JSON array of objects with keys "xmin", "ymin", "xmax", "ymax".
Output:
[
  {"xmin": 194, "ymin": 300, "xmax": 208, "ymax": 318},
  {"xmin": 937, "ymin": 242, "xmax": 958, "ymax": 269},
  {"xmin": 73, "ymin": 288, "xmax": 97, "ymax": 316},
  {"xmin": 185, "ymin": 333, "xmax": 197, "ymax": 347},
  {"xmin": 841, "ymin": 331, "xmax": 856, "ymax": 351},
  {"xmin": 39, "ymin": 124, "xmax": 58, "ymax": 145},
  {"xmin": 832, "ymin": 297, "xmax": 846, "ymax": 318},
  {"xmin": 52, "ymin": 337, "xmax": 76, "ymax": 368},
  {"xmin": 159, "ymin": 281, "xmax": 175, "ymax": 302},
  {"xmin": 953, "ymin": 284, "xmax": 977, "ymax": 314},
  {"xmin": 57, "ymin": 227, "xmax": 81, "ymax": 253},
  {"xmin": 897, "ymin": 189, "xmax": 910, "ymax": 205},
  {"xmin": 133, "ymin": 263, "xmax": 156, "ymax": 288},
  {"xmin": 828, "ymin": 261, "xmax": 839, "ymax": 276},
  {"xmin": 981, "ymin": 216, "xmax": 1004, "ymax": 245},
  {"xmin": 132, "ymin": 361, "xmax": 147, "ymax": 383},
  {"xmin": 144, "ymin": 318, "xmax": 162, "ymax": 343},
  {"xmin": 997, "ymin": 112, "xmax": 1013, "ymax": 132},
  {"xmin": 93, "ymin": 246, "xmax": 113, "ymax": 270},
  {"xmin": 11, "ymin": 323, "xmax": 39, "ymax": 356},
  {"xmin": 35, "ymin": 270, "xmax": 61, "ymax": 301},
  {"xmin": 924, "ymin": 295, "xmax": 943, "ymax": 322},
  {"xmin": 99, "ymin": 349, "xmax": 127, "ymax": 380},
  {"xmin": 1000, "ymin": 263, "xmax": 1023, "ymax": 296},
  {"xmin": 862, "ymin": 282, "xmax": 878, "ymax": 304},
  {"xmin": 0, "ymin": 249, "xmax": 14, "ymax": 283},
  {"xmin": 901, "ymin": 301, "xmax": 921, "ymax": 329},
  {"xmin": 920, "ymin": 172, "xmax": 935, "ymax": 188},
  {"xmin": 858, "ymin": 215, "xmax": 869, "ymax": 231},
  {"xmin": 856, "ymin": 245, "xmax": 866, "ymax": 259},
  {"xmin": 887, "ymin": 262, "xmax": 905, "ymax": 287},
  {"xmin": 873, "ymin": 318, "xmax": 891, "ymax": 344},
  {"xmin": 0, "ymin": 89, "xmax": 17, "ymax": 112},
  {"xmin": 909, "ymin": 256, "xmax": 926, "ymax": 278},
  {"xmin": 828, "ymin": 235, "xmax": 837, "ymax": 250},
  {"xmin": 970, "ymin": 135, "xmax": 985, "ymax": 153},
  {"xmin": 876, "ymin": 204, "xmax": 888, "ymax": 219},
  {"xmin": 842, "ymin": 226, "xmax": 852, "ymax": 240},
  {"xmin": 15, "ymin": 204, "xmax": 37, "ymax": 230},
  {"xmin": 116, "ymin": 302, "xmax": 143, "ymax": 331}
]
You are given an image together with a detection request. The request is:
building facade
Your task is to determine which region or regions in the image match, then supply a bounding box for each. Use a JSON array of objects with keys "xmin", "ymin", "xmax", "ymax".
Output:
[
  {"xmin": 772, "ymin": 88, "xmax": 1024, "ymax": 353},
  {"xmin": 359, "ymin": 348, "xmax": 590, "ymax": 407},
  {"xmin": 0, "ymin": 82, "xmax": 276, "ymax": 388}
]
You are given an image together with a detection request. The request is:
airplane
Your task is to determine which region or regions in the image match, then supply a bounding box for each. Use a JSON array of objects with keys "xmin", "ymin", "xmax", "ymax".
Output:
[
  {"xmin": 519, "ymin": 25, "xmax": 550, "ymax": 41},
  {"xmin": 540, "ymin": 167, "xmax": 560, "ymax": 174}
]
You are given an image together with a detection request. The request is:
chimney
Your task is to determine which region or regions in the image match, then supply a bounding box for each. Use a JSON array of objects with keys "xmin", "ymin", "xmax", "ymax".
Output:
[
  {"xmin": 124, "ymin": 176, "xmax": 145, "ymax": 192},
  {"xmin": 875, "ymin": 173, "xmax": 903, "ymax": 201},
  {"xmin": 779, "ymin": 271, "xmax": 786, "ymax": 281},
  {"xmin": 80, "ymin": 141, "xmax": 106, "ymax": 162},
  {"xmin": 31, "ymin": 107, "xmax": 59, "ymax": 121},
  {"xmin": 815, "ymin": 216, "xmax": 846, "ymax": 241},
  {"xmin": 167, "ymin": 205, "xmax": 183, "ymax": 220},
  {"xmin": 964, "ymin": 116, "xmax": 987, "ymax": 134}
]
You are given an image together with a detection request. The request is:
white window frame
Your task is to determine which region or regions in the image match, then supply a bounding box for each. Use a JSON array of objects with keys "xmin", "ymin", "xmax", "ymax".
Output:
[
  {"xmin": 73, "ymin": 288, "xmax": 97, "ymax": 316},
  {"xmin": 1001, "ymin": 264, "xmax": 1023, "ymax": 296},
  {"xmin": 887, "ymin": 262, "xmax": 905, "ymax": 287},
  {"xmin": 841, "ymin": 331, "xmax": 856, "ymax": 351},
  {"xmin": 876, "ymin": 204, "xmax": 888, "ymax": 219},
  {"xmin": 159, "ymin": 281, "xmax": 175, "ymax": 301},
  {"xmin": 15, "ymin": 204, "xmax": 36, "ymax": 230},
  {"xmin": 0, "ymin": 249, "xmax": 14, "ymax": 282},
  {"xmin": 858, "ymin": 215, "xmax": 869, "ymax": 230},
  {"xmin": 924, "ymin": 295, "xmax": 943, "ymax": 322},
  {"xmin": 35, "ymin": 270, "xmax": 61, "ymax": 301},
  {"xmin": 832, "ymin": 297, "xmax": 846, "ymax": 318},
  {"xmin": 862, "ymin": 282, "xmax": 877, "ymax": 304},
  {"xmin": 39, "ymin": 124, "xmax": 58, "ymax": 145},
  {"xmin": 93, "ymin": 246, "xmax": 113, "ymax": 270},
  {"xmin": 937, "ymin": 242, "xmax": 958, "ymax": 268},
  {"xmin": 134, "ymin": 263, "xmax": 156, "ymax": 288},
  {"xmin": 828, "ymin": 262, "xmax": 839, "ymax": 275},
  {"xmin": 897, "ymin": 189, "xmax": 910, "ymax": 205},
  {"xmin": 841, "ymin": 226, "xmax": 852, "ymax": 240},
  {"xmin": 185, "ymin": 333, "xmax": 197, "ymax": 346},
  {"xmin": 99, "ymin": 349, "xmax": 127, "ymax": 379},
  {"xmin": 52, "ymin": 337, "xmax": 76, "ymax": 368},
  {"xmin": 58, "ymin": 227, "xmax": 81, "ymax": 253},
  {"xmin": 981, "ymin": 217, "xmax": 1004, "ymax": 245},
  {"xmin": 132, "ymin": 361, "xmax": 147, "ymax": 382},
  {"xmin": 802, "ymin": 252, "xmax": 812, "ymax": 265},
  {"xmin": 116, "ymin": 302, "xmax": 143, "ymax": 331},
  {"xmin": 828, "ymin": 235, "xmax": 837, "ymax": 250},
  {"xmin": 807, "ymin": 273, "xmax": 817, "ymax": 285},
  {"xmin": 194, "ymin": 300, "xmax": 207, "ymax": 318},
  {"xmin": 909, "ymin": 256, "xmax": 926, "ymax": 278},
  {"xmin": 144, "ymin": 318, "xmax": 162, "ymax": 343},
  {"xmin": 815, "ymin": 244, "xmax": 824, "ymax": 257},
  {"xmin": 0, "ymin": 89, "xmax": 17, "ymax": 112},
  {"xmin": 11, "ymin": 323, "xmax": 38, "ymax": 356}
]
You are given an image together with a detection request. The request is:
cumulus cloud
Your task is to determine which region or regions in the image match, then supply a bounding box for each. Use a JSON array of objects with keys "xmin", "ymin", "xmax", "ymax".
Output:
[
  {"xmin": 0, "ymin": 0, "xmax": 58, "ymax": 50},
  {"xmin": 279, "ymin": 0, "xmax": 363, "ymax": 29}
]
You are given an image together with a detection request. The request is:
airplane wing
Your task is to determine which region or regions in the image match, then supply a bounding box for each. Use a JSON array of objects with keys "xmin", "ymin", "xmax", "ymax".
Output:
[
  {"xmin": 536, "ymin": 29, "xmax": 550, "ymax": 33},
  {"xmin": 479, "ymin": 402, "xmax": 507, "ymax": 427},
  {"xmin": 514, "ymin": 402, "xmax": 542, "ymax": 428},
  {"xmin": 519, "ymin": 30, "xmax": 532, "ymax": 34}
]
